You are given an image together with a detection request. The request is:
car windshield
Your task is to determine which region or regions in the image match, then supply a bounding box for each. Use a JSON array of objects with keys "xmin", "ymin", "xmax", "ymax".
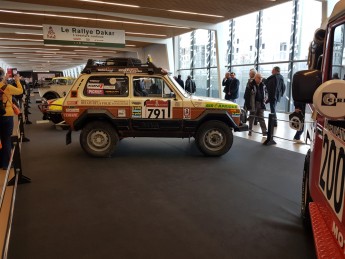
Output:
[{"xmin": 167, "ymin": 75, "xmax": 190, "ymax": 98}]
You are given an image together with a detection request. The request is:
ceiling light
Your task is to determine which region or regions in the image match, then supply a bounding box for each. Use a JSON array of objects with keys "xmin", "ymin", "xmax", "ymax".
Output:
[
  {"xmin": 79, "ymin": 0, "xmax": 139, "ymax": 8},
  {"xmin": 125, "ymin": 44, "xmax": 136, "ymax": 47},
  {"xmin": 125, "ymin": 32, "xmax": 167, "ymax": 37},
  {"xmin": 15, "ymin": 32, "xmax": 43, "ymax": 36},
  {"xmin": 0, "ymin": 46, "xmax": 60, "ymax": 51},
  {"xmin": 0, "ymin": 9, "xmax": 190, "ymax": 29},
  {"xmin": 168, "ymin": 10, "xmax": 224, "ymax": 18},
  {"xmin": 0, "ymin": 22, "xmax": 42, "ymax": 28},
  {"xmin": 0, "ymin": 37, "xmax": 43, "ymax": 42}
]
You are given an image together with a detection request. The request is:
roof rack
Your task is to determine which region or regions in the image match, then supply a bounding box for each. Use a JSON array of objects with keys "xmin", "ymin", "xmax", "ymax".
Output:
[{"xmin": 81, "ymin": 57, "xmax": 167, "ymax": 75}]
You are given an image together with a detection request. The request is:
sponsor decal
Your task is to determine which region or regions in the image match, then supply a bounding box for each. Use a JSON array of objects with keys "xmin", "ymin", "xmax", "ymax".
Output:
[
  {"xmin": 87, "ymin": 89, "xmax": 104, "ymax": 95},
  {"xmin": 183, "ymin": 108, "xmax": 191, "ymax": 119},
  {"xmin": 63, "ymin": 113, "xmax": 78, "ymax": 117},
  {"xmin": 313, "ymin": 80, "xmax": 345, "ymax": 119},
  {"xmin": 132, "ymin": 106, "xmax": 142, "ymax": 118},
  {"xmin": 319, "ymin": 125, "xmax": 345, "ymax": 222},
  {"xmin": 80, "ymin": 100, "xmax": 129, "ymax": 106},
  {"xmin": 109, "ymin": 78, "xmax": 117, "ymax": 85},
  {"xmin": 87, "ymin": 83, "xmax": 104, "ymax": 89},
  {"xmin": 67, "ymin": 101, "xmax": 78, "ymax": 105},
  {"xmin": 66, "ymin": 108, "xmax": 79, "ymax": 112},
  {"xmin": 118, "ymin": 109, "xmax": 126, "ymax": 117},
  {"xmin": 205, "ymin": 103, "xmax": 238, "ymax": 109},
  {"xmin": 104, "ymin": 89, "xmax": 120, "ymax": 95},
  {"xmin": 143, "ymin": 100, "xmax": 171, "ymax": 119},
  {"xmin": 103, "ymin": 85, "xmax": 116, "ymax": 90},
  {"xmin": 118, "ymin": 68, "xmax": 142, "ymax": 73}
]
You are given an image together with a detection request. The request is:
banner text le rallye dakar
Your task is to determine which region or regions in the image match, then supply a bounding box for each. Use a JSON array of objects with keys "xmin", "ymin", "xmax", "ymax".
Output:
[
  {"xmin": 62, "ymin": 58, "xmax": 248, "ymax": 158},
  {"xmin": 292, "ymin": 1, "xmax": 345, "ymax": 258}
]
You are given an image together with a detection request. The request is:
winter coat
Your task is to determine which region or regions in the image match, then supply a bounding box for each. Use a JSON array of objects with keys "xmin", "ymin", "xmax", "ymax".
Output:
[
  {"xmin": 228, "ymin": 78, "xmax": 240, "ymax": 99},
  {"xmin": 244, "ymin": 80, "xmax": 266, "ymax": 111},
  {"xmin": 185, "ymin": 78, "xmax": 196, "ymax": 93},
  {"xmin": 265, "ymin": 73, "xmax": 286, "ymax": 103}
]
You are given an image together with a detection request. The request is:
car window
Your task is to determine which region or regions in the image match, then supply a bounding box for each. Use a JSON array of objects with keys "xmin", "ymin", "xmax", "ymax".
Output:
[
  {"xmin": 133, "ymin": 76, "xmax": 174, "ymax": 98},
  {"xmin": 331, "ymin": 23, "xmax": 345, "ymax": 80},
  {"xmin": 83, "ymin": 76, "xmax": 129, "ymax": 97}
]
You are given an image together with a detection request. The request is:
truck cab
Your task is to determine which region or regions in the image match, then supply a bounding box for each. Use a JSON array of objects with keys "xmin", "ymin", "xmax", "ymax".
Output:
[{"xmin": 292, "ymin": 1, "xmax": 345, "ymax": 257}]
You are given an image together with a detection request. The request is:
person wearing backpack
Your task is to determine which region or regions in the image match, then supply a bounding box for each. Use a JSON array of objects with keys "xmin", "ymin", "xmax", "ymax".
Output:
[{"xmin": 0, "ymin": 69, "xmax": 23, "ymax": 170}]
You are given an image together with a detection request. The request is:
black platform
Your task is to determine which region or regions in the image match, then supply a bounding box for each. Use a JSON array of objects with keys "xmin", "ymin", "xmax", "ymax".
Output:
[{"xmin": 8, "ymin": 105, "xmax": 315, "ymax": 259}]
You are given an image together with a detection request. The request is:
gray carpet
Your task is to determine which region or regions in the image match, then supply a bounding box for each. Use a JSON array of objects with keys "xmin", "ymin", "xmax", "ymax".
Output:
[{"xmin": 8, "ymin": 104, "xmax": 316, "ymax": 259}]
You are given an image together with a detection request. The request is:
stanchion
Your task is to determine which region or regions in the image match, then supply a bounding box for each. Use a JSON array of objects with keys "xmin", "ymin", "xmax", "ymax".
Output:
[
  {"xmin": 18, "ymin": 113, "xmax": 30, "ymax": 142},
  {"xmin": 263, "ymin": 113, "xmax": 276, "ymax": 146},
  {"xmin": 8, "ymin": 136, "xmax": 31, "ymax": 186}
]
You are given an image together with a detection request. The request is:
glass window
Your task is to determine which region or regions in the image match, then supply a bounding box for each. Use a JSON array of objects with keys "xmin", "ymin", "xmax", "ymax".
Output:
[
  {"xmin": 194, "ymin": 29, "xmax": 209, "ymax": 68},
  {"xmin": 193, "ymin": 69, "xmax": 208, "ymax": 97},
  {"xmin": 133, "ymin": 76, "xmax": 174, "ymax": 98},
  {"xmin": 295, "ymin": 0, "xmax": 322, "ymax": 60},
  {"xmin": 210, "ymin": 68, "xmax": 219, "ymax": 98},
  {"xmin": 331, "ymin": 24, "xmax": 345, "ymax": 80},
  {"xmin": 232, "ymin": 12, "xmax": 258, "ymax": 65},
  {"xmin": 179, "ymin": 32, "xmax": 192, "ymax": 69},
  {"xmin": 260, "ymin": 2, "xmax": 293, "ymax": 63},
  {"xmin": 84, "ymin": 76, "xmax": 128, "ymax": 97}
]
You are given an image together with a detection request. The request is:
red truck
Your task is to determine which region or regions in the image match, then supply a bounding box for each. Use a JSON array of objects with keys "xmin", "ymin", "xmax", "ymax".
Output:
[{"xmin": 292, "ymin": 1, "xmax": 345, "ymax": 257}]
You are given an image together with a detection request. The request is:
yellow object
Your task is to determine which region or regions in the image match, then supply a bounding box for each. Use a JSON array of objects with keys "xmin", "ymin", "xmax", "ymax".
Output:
[{"xmin": 49, "ymin": 97, "xmax": 64, "ymax": 111}]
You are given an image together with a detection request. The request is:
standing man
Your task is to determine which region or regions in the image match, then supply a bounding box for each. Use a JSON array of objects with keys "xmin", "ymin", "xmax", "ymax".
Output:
[
  {"xmin": 228, "ymin": 72, "xmax": 240, "ymax": 102},
  {"xmin": 222, "ymin": 72, "xmax": 231, "ymax": 100},
  {"xmin": 176, "ymin": 74, "xmax": 184, "ymax": 88},
  {"xmin": 185, "ymin": 75, "xmax": 196, "ymax": 94},
  {"xmin": 265, "ymin": 66, "xmax": 286, "ymax": 127}
]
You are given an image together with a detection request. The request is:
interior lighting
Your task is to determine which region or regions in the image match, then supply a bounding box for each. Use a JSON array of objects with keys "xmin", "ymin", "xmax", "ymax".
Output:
[
  {"xmin": 15, "ymin": 32, "xmax": 43, "ymax": 36},
  {"xmin": 168, "ymin": 10, "xmax": 224, "ymax": 18},
  {"xmin": 0, "ymin": 22, "xmax": 42, "ymax": 28},
  {"xmin": 0, "ymin": 10, "xmax": 189, "ymax": 29},
  {"xmin": 0, "ymin": 46, "xmax": 60, "ymax": 51},
  {"xmin": 79, "ymin": 0, "xmax": 139, "ymax": 8},
  {"xmin": 0, "ymin": 37, "xmax": 43, "ymax": 42},
  {"xmin": 125, "ymin": 44, "xmax": 136, "ymax": 47},
  {"xmin": 125, "ymin": 32, "xmax": 167, "ymax": 37}
]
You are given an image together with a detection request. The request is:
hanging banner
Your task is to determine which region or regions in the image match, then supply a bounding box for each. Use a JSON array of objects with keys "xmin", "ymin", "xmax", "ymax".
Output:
[{"xmin": 43, "ymin": 24, "xmax": 125, "ymax": 48}]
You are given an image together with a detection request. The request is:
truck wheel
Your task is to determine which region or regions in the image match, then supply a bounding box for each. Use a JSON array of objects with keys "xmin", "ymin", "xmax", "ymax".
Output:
[
  {"xmin": 301, "ymin": 149, "xmax": 312, "ymax": 229},
  {"xmin": 80, "ymin": 121, "xmax": 118, "ymax": 157},
  {"xmin": 196, "ymin": 120, "xmax": 233, "ymax": 156}
]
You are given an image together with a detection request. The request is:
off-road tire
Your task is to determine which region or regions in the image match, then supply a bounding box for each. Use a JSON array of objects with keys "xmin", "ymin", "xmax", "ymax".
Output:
[
  {"xmin": 301, "ymin": 149, "xmax": 312, "ymax": 229},
  {"xmin": 195, "ymin": 120, "xmax": 233, "ymax": 156},
  {"xmin": 80, "ymin": 121, "xmax": 118, "ymax": 157}
]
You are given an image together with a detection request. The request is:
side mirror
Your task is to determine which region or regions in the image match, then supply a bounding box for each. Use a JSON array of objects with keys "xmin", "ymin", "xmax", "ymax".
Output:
[{"xmin": 292, "ymin": 69, "xmax": 322, "ymax": 103}]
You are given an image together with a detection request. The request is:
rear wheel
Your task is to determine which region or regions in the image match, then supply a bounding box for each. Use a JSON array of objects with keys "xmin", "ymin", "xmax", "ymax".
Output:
[
  {"xmin": 80, "ymin": 121, "xmax": 118, "ymax": 157},
  {"xmin": 301, "ymin": 149, "xmax": 312, "ymax": 229},
  {"xmin": 196, "ymin": 120, "xmax": 233, "ymax": 156}
]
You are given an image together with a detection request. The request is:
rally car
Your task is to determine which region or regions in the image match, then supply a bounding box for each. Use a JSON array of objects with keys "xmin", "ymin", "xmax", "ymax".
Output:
[
  {"xmin": 62, "ymin": 57, "xmax": 248, "ymax": 157},
  {"xmin": 38, "ymin": 76, "xmax": 75, "ymax": 100},
  {"xmin": 38, "ymin": 97, "xmax": 64, "ymax": 124}
]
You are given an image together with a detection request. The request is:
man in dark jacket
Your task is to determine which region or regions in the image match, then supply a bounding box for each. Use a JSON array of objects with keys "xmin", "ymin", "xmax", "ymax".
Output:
[
  {"xmin": 244, "ymin": 73, "xmax": 267, "ymax": 136},
  {"xmin": 265, "ymin": 66, "xmax": 286, "ymax": 127},
  {"xmin": 222, "ymin": 72, "xmax": 231, "ymax": 100},
  {"xmin": 228, "ymin": 72, "xmax": 240, "ymax": 102},
  {"xmin": 176, "ymin": 74, "xmax": 184, "ymax": 88},
  {"xmin": 185, "ymin": 75, "xmax": 196, "ymax": 94}
]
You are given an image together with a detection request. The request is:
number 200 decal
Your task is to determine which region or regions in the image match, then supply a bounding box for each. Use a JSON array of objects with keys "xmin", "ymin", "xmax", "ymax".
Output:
[{"xmin": 319, "ymin": 132, "xmax": 345, "ymax": 222}]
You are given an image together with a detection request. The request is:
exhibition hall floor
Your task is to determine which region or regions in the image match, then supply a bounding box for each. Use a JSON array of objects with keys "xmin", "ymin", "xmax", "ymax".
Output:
[{"xmin": 8, "ymin": 103, "xmax": 315, "ymax": 259}]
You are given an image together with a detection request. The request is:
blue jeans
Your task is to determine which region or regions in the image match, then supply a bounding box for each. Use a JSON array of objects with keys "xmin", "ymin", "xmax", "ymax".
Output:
[{"xmin": 0, "ymin": 116, "xmax": 14, "ymax": 169}]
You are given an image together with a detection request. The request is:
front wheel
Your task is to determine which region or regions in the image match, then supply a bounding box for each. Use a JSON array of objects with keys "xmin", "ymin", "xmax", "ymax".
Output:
[
  {"xmin": 301, "ymin": 149, "xmax": 312, "ymax": 229},
  {"xmin": 195, "ymin": 120, "xmax": 233, "ymax": 156},
  {"xmin": 80, "ymin": 121, "xmax": 119, "ymax": 157}
]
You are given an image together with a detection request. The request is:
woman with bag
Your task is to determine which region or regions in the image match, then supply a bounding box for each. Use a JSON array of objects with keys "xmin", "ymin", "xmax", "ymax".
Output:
[{"xmin": 0, "ymin": 68, "xmax": 23, "ymax": 170}]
